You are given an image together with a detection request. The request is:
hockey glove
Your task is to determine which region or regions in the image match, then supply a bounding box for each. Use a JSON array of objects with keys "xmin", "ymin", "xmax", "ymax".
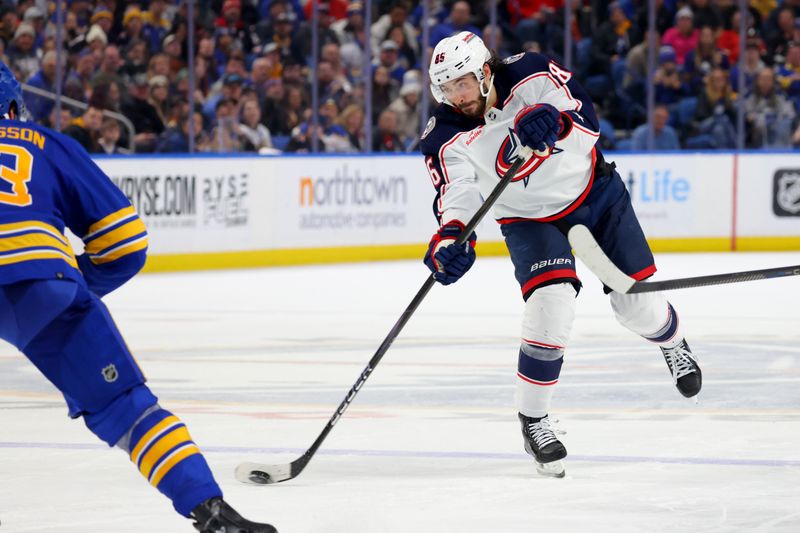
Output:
[
  {"xmin": 424, "ymin": 221, "xmax": 477, "ymax": 285},
  {"xmin": 514, "ymin": 104, "xmax": 563, "ymax": 153}
]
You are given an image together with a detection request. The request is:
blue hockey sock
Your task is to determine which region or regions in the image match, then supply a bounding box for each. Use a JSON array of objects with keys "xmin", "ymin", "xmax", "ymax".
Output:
[{"xmin": 127, "ymin": 408, "xmax": 221, "ymax": 516}]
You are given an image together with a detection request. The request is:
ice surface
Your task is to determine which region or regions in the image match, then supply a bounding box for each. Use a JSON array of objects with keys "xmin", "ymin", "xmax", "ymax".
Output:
[{"xmin": 2, "ymin": 252, "xmax": 800, "ymax": 532}]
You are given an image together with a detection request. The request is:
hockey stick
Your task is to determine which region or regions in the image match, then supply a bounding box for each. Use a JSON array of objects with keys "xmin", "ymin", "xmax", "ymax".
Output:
[
  {"xmin": 235, "ymin": 145, "xmax": 537, "ymax": 485},
  {"xmin": 568, "ymin": 224, "xmax": 800, "ymax": 294}
]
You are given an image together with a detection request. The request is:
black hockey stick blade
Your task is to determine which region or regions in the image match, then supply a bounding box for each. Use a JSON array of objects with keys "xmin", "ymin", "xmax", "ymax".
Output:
[
  {"xmin": 568, "ymin": 224, "xmax": 800, "ymax": 293},
  {"xmin": 234, "ymin": 146, "xmax": 537, "ymax": 485}
]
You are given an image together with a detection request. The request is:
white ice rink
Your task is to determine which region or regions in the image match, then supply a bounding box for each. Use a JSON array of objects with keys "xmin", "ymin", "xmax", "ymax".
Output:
[{"xmin": 2, "ymin": 252, "xmax": 800, "ymax": 532}]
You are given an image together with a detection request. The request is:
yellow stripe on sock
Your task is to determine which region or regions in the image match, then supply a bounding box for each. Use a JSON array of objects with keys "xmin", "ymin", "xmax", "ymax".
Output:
[
  {"xmin": 139, "ymin": 426, "xmax": 193, "ymax": 480},
  {"xmin": 129, "ymin": 416, "xmax": 180, "ymax": 464},
  {"xmin": 149, "ymin": 444, "xmax": 201, "ymax": 487}
]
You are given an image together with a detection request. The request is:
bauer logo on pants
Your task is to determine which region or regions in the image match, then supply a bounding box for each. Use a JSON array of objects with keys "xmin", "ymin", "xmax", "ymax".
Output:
[{"xmin": 773, "ymin": 169, "xmax": 800, "ymax": 216}]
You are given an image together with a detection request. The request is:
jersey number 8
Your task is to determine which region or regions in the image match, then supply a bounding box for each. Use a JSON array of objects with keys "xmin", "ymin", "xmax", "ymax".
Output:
[{"xmin": 0, "ymin": 144, "xmax": 33, "ymax": 207}]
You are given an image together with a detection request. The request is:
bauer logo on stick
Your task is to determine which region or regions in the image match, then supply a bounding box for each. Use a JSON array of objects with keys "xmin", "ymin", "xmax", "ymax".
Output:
[{"xmin": 773, "ymin": 169, "xmax": 800, "ymax": 216}]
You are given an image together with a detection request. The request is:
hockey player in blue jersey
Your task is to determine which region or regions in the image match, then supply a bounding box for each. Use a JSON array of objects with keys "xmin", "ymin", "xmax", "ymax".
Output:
[
  {"xmin": 421, "ymin": 33, "xmax": 701, "ymax": 477},
  {"xmin": 0, "ymin": 63, "xmax": 276, "ymax": 532}
]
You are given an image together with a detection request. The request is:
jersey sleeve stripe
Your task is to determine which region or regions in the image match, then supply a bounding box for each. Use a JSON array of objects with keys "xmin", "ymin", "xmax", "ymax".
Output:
[
  {"xmin": 84, "ymin": 218, "xmax": 147, "ymax": 255},
  {"xmin": 84, "ymin": 205, "xmax": 138, "ymax": 239},
  {"xmin": 89, "ymin": 235, "xmax": 148, "ymax": 264}
]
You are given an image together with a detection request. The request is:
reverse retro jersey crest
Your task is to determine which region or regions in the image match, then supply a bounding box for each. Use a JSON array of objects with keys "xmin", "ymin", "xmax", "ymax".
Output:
[{"xmin": 494, "ymin": 128, "xmax": 562, "ymax": 186}]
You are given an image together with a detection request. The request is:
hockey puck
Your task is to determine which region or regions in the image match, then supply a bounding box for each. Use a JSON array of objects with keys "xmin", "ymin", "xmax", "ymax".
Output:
[{"xmin": 248, "ymin": 470, "xmax": 272, "ymax": 484}]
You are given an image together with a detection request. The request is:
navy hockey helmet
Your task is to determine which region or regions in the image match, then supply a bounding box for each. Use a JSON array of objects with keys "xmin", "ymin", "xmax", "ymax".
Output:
[{"xmin": 0, "ymin": 61, "xmax": 27, "ymax": 119}]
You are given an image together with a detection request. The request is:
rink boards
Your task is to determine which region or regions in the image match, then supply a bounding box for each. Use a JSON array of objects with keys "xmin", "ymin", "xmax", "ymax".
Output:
[{"xmin": 88, "ymin": 151, "xmax": 800, "ymax": 272}]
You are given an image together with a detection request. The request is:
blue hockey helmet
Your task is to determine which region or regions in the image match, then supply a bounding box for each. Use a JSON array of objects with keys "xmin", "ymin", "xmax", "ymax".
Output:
[{"xmin": 0, "ymin": 61, "xmax": 26, "ymax": 119}]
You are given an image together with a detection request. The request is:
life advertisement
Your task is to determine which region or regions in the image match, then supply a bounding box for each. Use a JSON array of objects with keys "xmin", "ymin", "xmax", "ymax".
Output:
[{"xmin": 609, "ymin": 152, "xmax": 733, "ymax": 241}]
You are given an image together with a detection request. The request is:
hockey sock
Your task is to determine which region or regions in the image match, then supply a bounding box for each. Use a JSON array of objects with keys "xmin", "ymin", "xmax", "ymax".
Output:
[
  {"xmin": 125, "ymin": 407, "xmax": 222, "ymax": 516},
  {"xmin": 516, "ymin": 343, "xmax": 564, "ymax": 418}
]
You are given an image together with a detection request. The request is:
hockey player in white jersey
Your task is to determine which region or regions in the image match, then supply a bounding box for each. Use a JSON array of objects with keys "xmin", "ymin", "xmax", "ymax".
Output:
[{"xmin": 421, "ymin": 32, "xmax": 701, "ymax": 477}]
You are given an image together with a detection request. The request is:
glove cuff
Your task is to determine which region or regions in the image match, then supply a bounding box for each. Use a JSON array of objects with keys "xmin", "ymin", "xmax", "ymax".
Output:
[{"xmin": 557, "ymin": 112, "xmax": 572, "ymax": 140}]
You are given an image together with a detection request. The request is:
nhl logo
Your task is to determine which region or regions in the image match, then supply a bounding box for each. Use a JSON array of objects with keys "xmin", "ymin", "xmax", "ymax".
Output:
[
  {"xmin": 102, "ymin": 364, "xmax": 119, "ymax": 383},
  {"xmin": 773, "ymin": 169, "xmax": 800, "ymax": 216}
]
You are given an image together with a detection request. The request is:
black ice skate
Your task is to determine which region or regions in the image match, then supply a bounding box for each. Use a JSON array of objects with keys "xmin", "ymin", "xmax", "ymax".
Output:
[
  {"xmin": 518, "ymin": 413, "xmax": 567, "ymax": 478},
  {"xmin": 660, "ymin": 339, "xmax": 702, "ymax": 398},
  {"xmin": 191, "ymin": 497, "xmax": 277, "ymax": 533}
]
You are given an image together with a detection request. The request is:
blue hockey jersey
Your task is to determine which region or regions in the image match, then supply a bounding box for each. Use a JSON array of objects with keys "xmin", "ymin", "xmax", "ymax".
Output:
[{"xmin": 0, "ymin": 120, "xmax": 147, "ymax": 296}]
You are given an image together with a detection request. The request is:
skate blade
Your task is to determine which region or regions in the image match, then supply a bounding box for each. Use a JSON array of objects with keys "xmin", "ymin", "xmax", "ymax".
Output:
[{"xmin": 535, "ymin": 459, "xmax": 565, "ymax": 478}]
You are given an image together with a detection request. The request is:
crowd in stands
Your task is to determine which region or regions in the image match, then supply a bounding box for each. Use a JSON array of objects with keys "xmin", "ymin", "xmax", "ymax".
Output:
[{"xmin": 4, "ymin": 0, "xmax": 800, "ymax": 153}]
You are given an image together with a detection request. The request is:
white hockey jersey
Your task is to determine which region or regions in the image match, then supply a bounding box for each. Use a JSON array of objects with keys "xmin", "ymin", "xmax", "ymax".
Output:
[{"xmin": 420, "ymin": 52, "xmax": 603, "ymax": 226}]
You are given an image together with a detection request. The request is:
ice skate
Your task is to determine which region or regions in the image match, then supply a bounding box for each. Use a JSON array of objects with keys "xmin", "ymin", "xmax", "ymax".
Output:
[
  {"xmin": 518, "ymin": 413, "xmax": 567, "ymax": 478},
  {"xmin": 191, "ymin": 497, "xmax": 277, "ymax": 533},
  {"xmin": 660, "ymin": 339, "xmax": 702, "ymax": 398}
]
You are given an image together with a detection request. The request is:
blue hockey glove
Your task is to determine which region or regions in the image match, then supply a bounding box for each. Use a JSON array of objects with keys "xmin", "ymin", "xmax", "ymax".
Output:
[
  {"xmin": 424, "ymin": 221, "xmax": 477, "ymax": 285},
  {"xmin": 514, "ymin": 104, "xmax": 563, "ymax": 153}
]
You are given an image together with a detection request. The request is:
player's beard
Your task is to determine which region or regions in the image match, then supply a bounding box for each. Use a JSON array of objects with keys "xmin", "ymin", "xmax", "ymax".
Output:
[{"xmin": 456, "ymin": 94, "xmax": 487, "ymax": 118}]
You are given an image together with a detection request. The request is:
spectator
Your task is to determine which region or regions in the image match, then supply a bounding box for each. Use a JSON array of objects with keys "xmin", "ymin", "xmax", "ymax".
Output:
[
  {"xmin": 332, "ymin": 1, "xmax": 366, "ymax": 49},
  {"xmin": 26, "ymin": 50, "xmax": 63, "ymax": 122},
  {"xmin": 371, "ymin": 65, "xmax": 399, "ymax": 121},
  {"xmin": 268, "ymin": 83, "xmax": 306, "ymax": 135},
  {"xmin": 143, "ymin": 0, "xmax": 171, "ymax": 54},
  {"xmin": 370, "ymin": 1, "xmax": 418, "ymax": 60},
  {"xmin": 7, "ymin": 23, "xmax": 39, "ymax": 81},
  {"xmin": 98, "ymin": 116, "xmax": 126, "ymax": 154},
  {"xmin": 372, "ymin": 109, "xmax": 403, "ymax": 152},
  {"xmin": 385, "ymin": 23, "xmax": 417, "ymax": 69},
  {"xmin": 731, "ymin": 37, "xmax": 767, "ymax": 94},
  {"xmin": 716, "ymin": 10, "xmax": 754, "ymax": 63},
  {"xmin": 429, "ymin": 1, "xmax": 482, "ymax": 47},
  {"xmin": 251, "ymin": 57, "xmax": 274, "ymax": 102},
  {"xmin": 23, "ymin": 5, "xmax": 47, "ymax": 50},
  {"xmin": 120, "ymin": 39, "xmax": 150, "ymax": 83},
  {"xmin": 156, "ymin": 108, "xmax": 210, "ymax": 152},
  {"xmin": 316, "ymin": 59, "xmax": 350, "ymax": 108},
  {"xmin": 91, "ymin": 44, "xmax": 125, "ymax": 90},
  {"xmin": 662, "ymin": 7, "xmax": 700, "ymax": 65},
  {"xmin": 214, "ymin": 0, "xmax": 255, "ymax": 55},
  {"xmin": 389, "ymin": 71, "xmax": 422, "ymax": 147},
  {"xmin": 624, "ymin": 29, "xmax": 660, "ymax": 97},
  {"xmin": 336, "ymin": 104, "xmax": 365, "ymax": 151},
  {"xmin": 162, "ymin": 34, "xmax": 186, "ymax": 76},
  {"xmin": 654, "ymin": 46, "xmax": 687, "ymax": 105},
  {"xmin": 147, "ymin": 74, "xmax": 170, "ymax": 133},
  {"xmin": 0, "ymin": 6, "xmax": 20, "ymax": 45},
  {"xmin": 209, "ymin": 98, "xmax": 242, "ymax": 152},
  {"xmin": 589, "ymin": 2, "xmax": 633, "ymax": 76},
  {"xmin": 63, "ymin": 99, "xmax": 104, "ymax": 152},
  {"xmin": 688, "ymin": 0, "xmax": 721, "ymax": 30},
  {"xmin": 65, "ymin": 48, "xmax": 97, "ymax": 103},
  {"xmin": 116, "ymin": 6, "xmax": 146, "ymax": 48},
  {"xmin": 270, "ymin": 12, "xmax": 305, "ymax": 66},
  {"xmin": 684, "ymin": 26, "xmax": 729, "ymax": 93},
  {"xmin": 295, "ymin": 2, "xmax": 340, "ymax": 60},
  {"xmin": 777, "ymin": 40, "xmax": 800, "ymax": 103},
  {"xmin": 86, "ymin": 24, "xmax": 109, "ymax": 57},
  {"xmin": 203, "ymin": 72, "xmax": 244, "ymax": 123},
  {"xmin": 90, "ymin": 5, "xmax": 114, "ymax": 37},
  {"xmin": 766, "ymin": 8, "xmax": 797, "ymax": 65},
  {"xmin": 632, "ymin": 0, "xmax": 674, "ymax": 44},
  {"xmin": 692, "ymin": 67, "xmax": 738, "ymax": 148},
  {"xmin": 120, "ymin": 73, "xmax": 165, "ymax": 153},
  {"xmin": 373, "ymin": 40, "xmax": 406, "ymax": 83},
  {"xmin": 238, "ymin": 99, "xmax": 274, "ymax": 152},
  {"xmin": 631, "ymin": 105, "xmax": 681, "ymax": 150},
  {"xmin": 746, "ymin": 66, "xmax": 797, "ymax": 147}
]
